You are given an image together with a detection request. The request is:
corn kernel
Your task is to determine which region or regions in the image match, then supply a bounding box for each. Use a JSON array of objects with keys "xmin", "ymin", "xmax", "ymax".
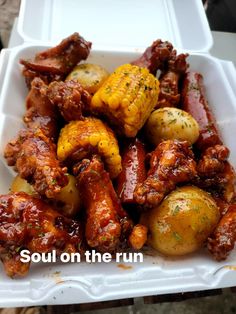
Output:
[
  {"xmin": 108, "ymin": 96, "xmax": 120, "ymax": 110},
  {"xmin": 89, "ymin": 133, "xmax": 101, "ymax": 146},
  {"xmin": 98, "ymin": 140, "xmax": 109, "ymax": 152},
  {"xmin": 91, "ymin": 93, "xmax": 101, "ymax": 107}
]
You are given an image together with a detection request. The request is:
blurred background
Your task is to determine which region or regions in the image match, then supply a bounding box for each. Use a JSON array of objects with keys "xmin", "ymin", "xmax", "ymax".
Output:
[
  {"xmin": 0, "ymin": 0, "xmax": 20, "ymax": 48},
  {"xmin": 204, "ymin": 0, "xmax": 236, "ymax": 32}
]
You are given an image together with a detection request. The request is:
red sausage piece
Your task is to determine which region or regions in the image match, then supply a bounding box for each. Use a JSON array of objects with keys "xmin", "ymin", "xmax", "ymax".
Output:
[
  {"xmin": 116, "ymin": 139, "xmax": 146, "ymax": 204},
  {"xmin": 181, "ymin": 72, "xmax": 222, "ymax": 151}
]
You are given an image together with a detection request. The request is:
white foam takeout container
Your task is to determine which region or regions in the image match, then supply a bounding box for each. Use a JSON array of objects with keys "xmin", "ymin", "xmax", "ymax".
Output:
[{"xmin": 0, "ymin": 0, "xmax": 236, "ymax": 308}]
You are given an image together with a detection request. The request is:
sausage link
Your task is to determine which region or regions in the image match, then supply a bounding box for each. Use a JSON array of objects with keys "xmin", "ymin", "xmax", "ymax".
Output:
[
  {"xmin": 116, "ymin": 139, "xmax": 146, "ymax": 204},
  {"xmin": 181, "ymin": 72, "xmax": 222, "ymax": 151}
]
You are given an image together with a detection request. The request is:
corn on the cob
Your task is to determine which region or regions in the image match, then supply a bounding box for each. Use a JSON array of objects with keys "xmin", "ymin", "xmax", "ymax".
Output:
[
  {"xmin": 91, "ymin": 64, "xmax": 160, "ymax": 137},
  {"xmin": 57, "ymin": 117, "xmax": 122, "ymax": 178}
]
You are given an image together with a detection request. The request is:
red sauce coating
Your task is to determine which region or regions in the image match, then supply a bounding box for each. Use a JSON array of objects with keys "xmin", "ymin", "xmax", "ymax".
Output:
[
  {"xmin": 116, "ymin": 139, "xmax": 146, "ymax": 204},
  {"xmin": 181, "ymin": 72, "xmax": 222, "ymax": 151}
]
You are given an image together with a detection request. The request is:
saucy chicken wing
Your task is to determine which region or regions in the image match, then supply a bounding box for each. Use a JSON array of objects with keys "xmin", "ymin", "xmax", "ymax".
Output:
[
  {"xmin": 157, "ymin": 51, "xmax": 189, "ymax": 108},
  {"xmin": 4, "ymin": 129, "xmax": 68, "ymax": 198},
  {"xmin": 47, "ymin": 80, "xmax": 91, "ymax": 122},
  {"xmin": 26, "ymin": 77, "xmax": 91, "ymax": 129},
  {"xmin": 131, "ymin": 39, "xmax": 173, "ymax": 75},
  {"xmin": 208, "ymin": 204, "xmax": 236, "ymax": 261},
  {"xmin": 20, "ymin": 33, "xmax": 92, "ymax": 87},
  {"xmin": 197, "ymin": 145, "xmax": 229, "ymax": 177},
  {"xmin": 74, "ymin": 156, "xmax": 133, "ymax": 253},
  {"xmin": 0, "ymin": 192, "xmax": 83, "ymax": 277},
  {"xmin": 196, "ymin": 145, "xmax": 236, "ymax": 203},
  {"xmin": 24, "ymin": 77, "xmax": 60, "ymax": 141},
  {"xmin": 134, "ymin": 140, "xmax": 197, "ymax": 208}
]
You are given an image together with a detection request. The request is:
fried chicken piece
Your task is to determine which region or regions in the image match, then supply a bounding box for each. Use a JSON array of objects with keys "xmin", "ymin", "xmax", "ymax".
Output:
[
  {"xmin": 0, "ymin": 249, "xmax": 30, "ymax": 278},
  {"xmin": 24, "ymin": 77, "xmax": 60, "ymax": 141},
  {"xmin": 20, "ymin": 33, "xmax": 92, "ymax": 88},
  {"xmin": 157, "ymin": 72, "xmax": 180, "ymax": 107},
  {"xmin": 197, "ymin": 145, "xmax": 229, "ymax": 176},
  {"xmin": 208, "ymin": 204, "xmax": 236, "ymax": 261},
  {"xmin": 47, "ymin": 80, "xmax": 91, "ymax": 122},
  {"xmin": 26, "ymin": 77, "xmax": 91, "ymax": 130},
  {"xmin": 131, "ymin": 40, "xmax": 173, "ymax": 75},
  {"xmin": 0, "ymin": 192, "xmax": 84, "ymax": 277},
  {"xmin": 157, "ymin": 51, "xmax": 189, "ymax": 108},
  {"xmin": 222, "ymin": 163, "xmax": 236, "ymax": 203},
  {"xmin": 195, "ymin": 145, "xmax": 236, "ymax": 203},
  {"xmin": 4, "ymin": 129, "xmax": 68, "ymax": 198},
  {"xmin": 134, "ymin": 140, "xmax": 197, "ymax": 208},
  {"xmin": 21, "ymin": 69, "xmax": 62, "ymax": 90},
  {"xmin": 213, "ymin": 197, "xmax": 230, "ymax": 217},
  {"xmin": 74, "ymin": 156, "xmax": 133, "ymax": 253}
]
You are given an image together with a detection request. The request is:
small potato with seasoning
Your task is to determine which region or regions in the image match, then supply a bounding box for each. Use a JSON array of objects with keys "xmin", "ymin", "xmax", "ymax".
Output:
[
  {"xmin": 66, "ymin": 63, "xmax": 109, "ymax": 94},
  {"xmin": 11, "ymin": 174, "xmax": 80, "ymax": 217},
  {"xmin": 53, "ymin": 174, "xmax": 81, "ymax": 217},
  {"xmin": 145, "ymin": 107, "xmax": 199, "ymax": 146},
  {"xmin": 11, "ymin": 175, "xmax": 38, "ymax": 196},
  {"xmin": 143, "ymin": 186, "xmax": 220, "ymax": 256}
]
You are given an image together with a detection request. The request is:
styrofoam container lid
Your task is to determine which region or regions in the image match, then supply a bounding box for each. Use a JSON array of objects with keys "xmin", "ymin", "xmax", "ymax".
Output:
[
  {"xmin": 0, "ymin": 45, "xmax": 236, "ymax": 306},
  {"xmin": 17, "ymin": 0, "xmax": 213, "ymax": 52}
]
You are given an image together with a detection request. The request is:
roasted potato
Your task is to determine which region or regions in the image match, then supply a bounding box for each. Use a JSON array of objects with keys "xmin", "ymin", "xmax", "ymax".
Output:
[
  {"xmin": 53, "ymin": 174, "xmax": 81, "ymax": 217},
  {"xmin": 143, "ymin": 186, "xmax": 220, "ymax": 256},
  {"xmin": 11, "ymin": 174, "xmax": 81, "ymax": 217},
  {"xmin": 11, "ymin": 175, "xmax": 38, "ymax": 196},
  {"xmin": 145, "ymin": 107, "xmax": 199, "ymax": 146},
  {"xmin": 66, "ymin": 63, "xmax": 109, "ymax": 94}
]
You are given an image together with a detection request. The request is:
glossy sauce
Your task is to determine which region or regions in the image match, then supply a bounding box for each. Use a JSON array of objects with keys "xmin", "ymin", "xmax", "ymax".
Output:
[
  {"xmin": 116, "ymin": 139, "xmax": 146, "ymax": 204},
  {"xmin": 181, "ymin": 72, "xmax": 222, "ymax": 150}
]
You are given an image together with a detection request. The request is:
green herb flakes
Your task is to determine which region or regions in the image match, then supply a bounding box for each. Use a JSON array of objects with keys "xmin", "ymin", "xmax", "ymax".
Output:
[
  {"xmin": 172, "ymin": 205, "xmax": 181, "ymax": 216},
  {"xmin": 172, "ymin": 232, "xmax": 182, "ymax": 241}
]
